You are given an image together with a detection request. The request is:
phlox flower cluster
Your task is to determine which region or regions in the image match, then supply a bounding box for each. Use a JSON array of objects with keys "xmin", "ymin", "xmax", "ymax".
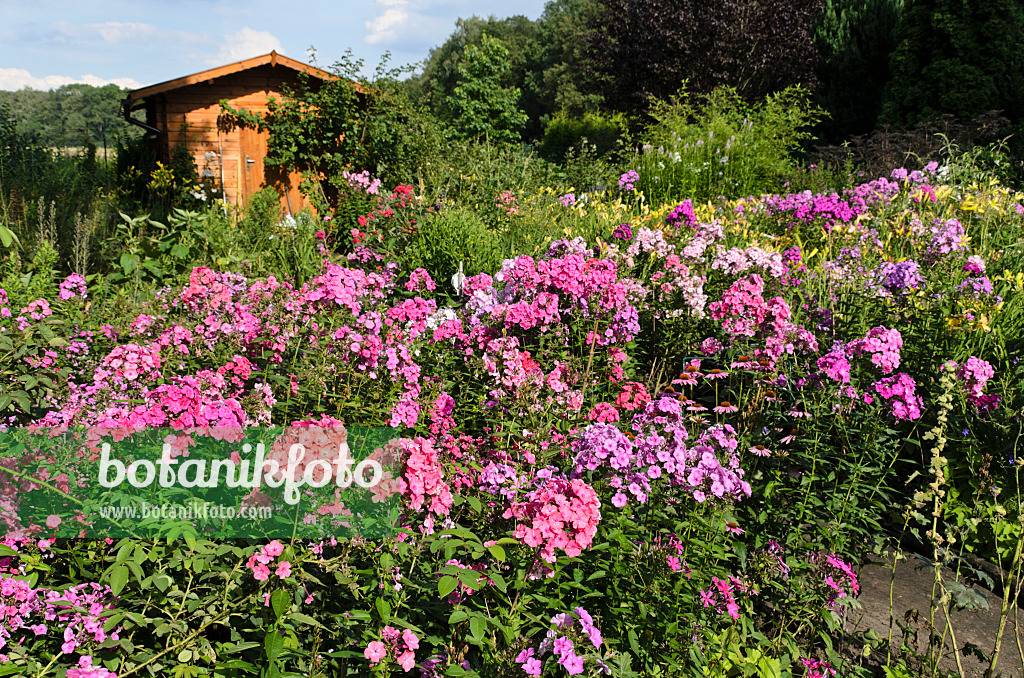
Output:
[
  {"xmin": 808, "ymin": 553, "xmax": 860, "ymax": 608},
  {"xmin": 712, "ymin": 246, "xmax": 788, "ymax": 279},
  {"xmin": 959, "ymin": 275, "xmax": 995, "ymax": 297},
  {"xmin": 304, "ymin": 261, "xmax": 394, "ymax": 315},
  {"xmin": 762, "ymin": 318, "xmax": 819, "ymax": 365},
  {"xmin": 586, "ymin": 402, "xmax": 619, "ymax": 423},
  {"xmin": 245, "ymin": 540, "xmax": 290, "ymax": 582},
  {"xmin": 928, "ymin": 218, "xmax": 968, "ymax": 258},
  {"xmin": 760, "ymin": 190, "xmax": 859, "ymax": 233},
  {"xmin": 964, "ymin": 255, "xmax": 986, "ymax": 275},
  {"xmin": 817, "ymin": 326, "xmax": 902, "ymax": 388},
  {"xmin": 615, "ymin": 228, "xmax": 707, "ymax": 320},
  {"xmin": 847, "ymin": 326, "xmax": 903, "ymax": 374},
  {"xmin": 95, "ymin": 343, "xmax": 162, "ymax": 384},
  {"xmin": 516, "ymin": 607, "xmax": 608, "ymax": 676},
  {"xmin": 364, "ymin": 626, "xmax": 420, "ymax": 672},
  {"xmin": 572, "ymin": 423, "xmax": 644, "ymax": 504},
  {"xmin": 875, "ymin": 260, "xmax": 924, "ymax": 294},
  {"xmin": 665, "ymin": 200, "xmax": 697, "ymax": 229},
  {"xmin": 473, "ymin": 249, "xmax": 640, "ymax": 348},
  {"xmin": 618, "ymin": 170, "xmax": 639, "ymax": 192},
  {"xmin": 956, "ymin": 356, "xmax": 995, "ymax": 400},
  {"xmin": 392, "ymin": 437, "xmax": 453, "ymax": 530},
  {"xmin": 801, "ymin": 657, "xmax": 837, "ymax": 677},
  {"xmin": 624, "ymin": 227, "xmax": 673, "ymax": 264},
  {"xmin": 843, "ymin": 176, "xmax": 901, "ymax": 213},
  {"xmin": 478, "ymin": 461, "xmax": 529, "ymax": 500},
  {"xmin": 341, "ymin": 169, "xmax": 382, "ymax": 195},
  {"xmin": 611, "ymin": 223, "xmax": 632, "ymax": 241},
  {"xmin": 503, "ymin": 476, "xmax": 601, "ymax": 563},
  {"xmin": 649, "ymin": 254, "xmax": 708, "ymax": 320},
  {"xmin": 709, "ymin": 274, "xmax": 791, "ymax": 339},
  {"xmin": 0, "ymin": 574, "xmax": 118, "ymax": 662},
  {"xmin": 58, "ymin": 274, "xmax": 88, "ymax": 301},
  {"xmin": 16, "ymin": 299, "xmax": 52, "ymax": 329},
  {"xmin": 614, "ymin": 382, "xmax": 651, "ymax": 412},
  {"xmin": 699, "ymin": 575, "xmax": 756, "ymax": 620},
  {"xmin": 622, "ymin": 397, "xmax": 752, "ymax": 506},
  {"xmin": 404, "ymin": 268, "xmax": 436, "ymax": 293},
  {"xmin": 261, "ymin": 420, "xmax": 349, "ymax": 492},
  {"xmin": 872, "ymin": 373, "xmax": 923, "ymax": 421}
]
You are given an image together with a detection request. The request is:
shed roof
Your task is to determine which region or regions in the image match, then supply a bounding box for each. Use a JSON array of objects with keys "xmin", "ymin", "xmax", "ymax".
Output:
[{"xmin": 126, "ymin": 51, "xmax": 336, "ymax": 102}]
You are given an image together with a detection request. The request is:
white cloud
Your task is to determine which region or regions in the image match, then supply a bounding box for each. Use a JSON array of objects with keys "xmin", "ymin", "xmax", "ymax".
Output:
[
  {"xmin": 365, "ymin": 0, "xmax": 411, "ymax": 44},
  {"xmin": 0, "ymin": 67, "xmax": 141, "ymax": 91},
  {"xmin": 213, "ymin": 27, "xmax": 283, "ymax": 63},
  {"xmin": 50, "ymin": 21, "xmax": 201, "ymax": 45}
]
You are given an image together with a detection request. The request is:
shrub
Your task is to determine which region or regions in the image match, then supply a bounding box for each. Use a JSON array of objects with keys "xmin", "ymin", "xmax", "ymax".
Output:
[
  {"xmin": 629, "ymin": 85, "xmax": 824, "ymax": 204},
  {"xmin": 538, "ymin": 109, "xmax": 627, "ymax": 163}
]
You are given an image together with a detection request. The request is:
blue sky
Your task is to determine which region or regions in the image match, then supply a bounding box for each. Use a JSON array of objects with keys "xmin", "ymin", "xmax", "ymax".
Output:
[{"xmin": 0, "ymin": 0, "xmax": 548, "ymax": 91}]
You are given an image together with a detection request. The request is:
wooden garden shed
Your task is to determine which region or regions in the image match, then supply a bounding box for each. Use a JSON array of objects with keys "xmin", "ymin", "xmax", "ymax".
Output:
[{"xmin": 122, "ymin": 51, "xmax": 336, "ymax": 213}]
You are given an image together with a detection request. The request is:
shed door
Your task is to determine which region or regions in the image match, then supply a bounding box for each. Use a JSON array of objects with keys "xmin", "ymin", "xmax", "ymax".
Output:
[
  {"xmin": 239, "ymin": 126, "xmax": 268, "ymax": 202},
  {"xmin": 239, "ymin": 126, "xmax": 308, "ymax": 215}
]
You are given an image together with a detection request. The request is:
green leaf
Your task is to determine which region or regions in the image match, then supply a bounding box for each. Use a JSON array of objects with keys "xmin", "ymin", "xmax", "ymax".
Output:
[
  {"xmin": 109, "ymin": 565, "xmax": 129, "ymax": 596},
  {"xmin": 0, "ymin": 225, "xmax": 16, "ymax": 248},
  {"xmin": 288, "ymin": 612, "xmax": 322, "ymax": 627},
  {"xmin": 11, "ymin": 393, "xmax": 29, "ymax": 412},
  {"xmin": 438, "ymin": 575, "xmax": 458, "ymax": 599},
  {"xmin": 469, "ymin": 615, "xmax": 485, "ymax": 641},
  {"xmin": 271, "ymin": 589, "xmax": 290, "ymax": 620},
  {"xmin": 487, "ymin": 571, "xmax": 507, "ymax": 592},
  {"xmin": 264, "ymin": 631, "xmax": 284, "ymax": 664},
  {"xmin": 120, "ymin": 253, "xmax": 139, "ymax": 275},
  {"xmin": 448, "ymin": 610, "xmax": 469, "ymax": 624},
  {"xmin": 375, "ymin": 597, "xmax": 391, "ymax": 623},
  {"xmin": 486, "ymin": 544, "xmax": 506, "ymax": 562},
  {"xmin": 126, "ymin": 561, "xmax": 143, "ymax": 584},
  {"xmin": 457, "ymin": 569, "xmax": 482, "ymax": 590}
]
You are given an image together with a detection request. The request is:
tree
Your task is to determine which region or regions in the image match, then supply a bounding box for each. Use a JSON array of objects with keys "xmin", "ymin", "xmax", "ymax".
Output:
[
  {"xmin": 584, "ymin": 0, "xmax": 822, "ymax": 114},
  {"xmin": 406, "ymin": 16, "xmax": 540, "ymax": 132},
  {"xmin": 446, "ymin": 34, "xmax": 529, "ymax": 144},
  {"xmin": 528, "ymin": 0, "xmax": 607, "ymax": 119},
  {"xmin": 0, "ymin": 84, "xmax": 135, "ymax": 149},
  {"xmin": 882, "ymin": 0, "xmax": 1024, "ymax": 127},
  {"xmin": 814, "ymin": 0, "xmax": 904, "ymax": 140}
]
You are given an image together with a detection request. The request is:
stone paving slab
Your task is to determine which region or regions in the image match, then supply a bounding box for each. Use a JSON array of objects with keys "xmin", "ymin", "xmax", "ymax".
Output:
[{"xmin": 847, "ymin": 552, "xmax": 1024, "ymax": 677}]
